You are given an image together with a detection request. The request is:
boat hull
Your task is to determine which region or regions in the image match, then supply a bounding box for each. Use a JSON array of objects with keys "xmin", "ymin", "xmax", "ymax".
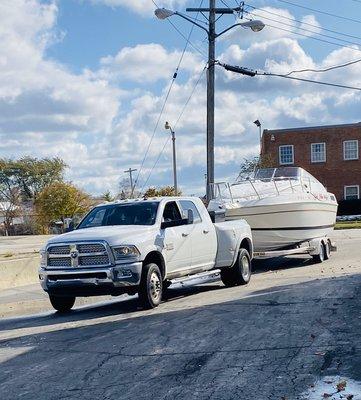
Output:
[{"xmin": 225, "ymin": 198, "xmax": 338, "ymax": 251}]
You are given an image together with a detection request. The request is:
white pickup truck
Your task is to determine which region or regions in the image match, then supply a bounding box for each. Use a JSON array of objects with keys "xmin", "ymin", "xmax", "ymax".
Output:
[{"xmin": 39, "ymin": 197, "xmax": 253, "ymax": 311}]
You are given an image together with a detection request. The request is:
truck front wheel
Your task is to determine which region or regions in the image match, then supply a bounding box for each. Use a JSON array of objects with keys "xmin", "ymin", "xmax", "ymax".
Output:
[
  {"xmin": 138, "ymin": 263, "xmax": 163, "ymax": 309},
  {"xmin": 221, "ymin": 248, "xmax": 252, "ymax": 287},
  {"xmin": 49, "ymin": 295, "xmax": 76, "ymax": 313}
]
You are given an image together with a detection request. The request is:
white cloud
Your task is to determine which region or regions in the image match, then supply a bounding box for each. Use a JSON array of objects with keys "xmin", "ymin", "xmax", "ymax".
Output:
[
  {"xmin": 0, "ymin": 0, "xmax": 360, "ymax": 197},
  {"xmin": 96, "ymin": 43, "xmax": 203, "ymax": 83}
]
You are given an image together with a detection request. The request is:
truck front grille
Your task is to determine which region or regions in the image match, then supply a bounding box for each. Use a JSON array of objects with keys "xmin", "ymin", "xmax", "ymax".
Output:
[{"xmin": 47, "ymin": 242, "xmax": 111, "ymax": 268}]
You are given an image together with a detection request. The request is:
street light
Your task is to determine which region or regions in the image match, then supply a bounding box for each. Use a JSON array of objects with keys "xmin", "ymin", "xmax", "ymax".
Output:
[
  {"xmin": 155, "ymin": 3, "xmax": 265, "ymax": 201},
  {"xmin": 154, "ymin": 8, "xmax": 175, "ymax": 20},
  {"xmin": 165, "ymin": 121, "xmax": 178, "ymax": 195},
  {"xmin": 253, "ymin": 119, "xmax": 262, "ymax": 154}
]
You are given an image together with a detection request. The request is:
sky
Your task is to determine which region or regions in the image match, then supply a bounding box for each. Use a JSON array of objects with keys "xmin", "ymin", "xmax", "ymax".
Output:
[{"xmin": 0, "ymin": 0, "xmax": 360, "ymax": 197}]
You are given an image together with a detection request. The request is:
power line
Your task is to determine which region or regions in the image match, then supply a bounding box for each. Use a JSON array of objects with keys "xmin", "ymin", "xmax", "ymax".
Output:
[
  {"xmin": 140, "ymin": 65, "xmax": 207, "ymax": 193},
  {"xmin": 151, "ymin": 0, "xmax": 207, "ymax": 58},
  {"xmin": 245, "ymin": 10, "xmax": 361, "ymax": 48},
  {"xmin": 275, "ymin": 0, "xmax": 361, "ymax": 25},
  {"xmin": 134, "ymin": 0, "xmax": 205, "ymax": 191},
  {"xmin": 218, "ymin": 62, "xmax": 361, "ymax": 91},
  {"xmin": 245, "ymin": 4, "xmax": 361, "ymax": 42},
  {"xmin": 134, "ymin": 0, "xmax": 205, "ymax": 192},
  {"xmin": 262, "ymin": 72, "xmax": 361, "ymax": 91},
  {"xmin": 283, "ymin": 58, "xmax": 361, "ymax": 76},
  {"xmin": 243, "ymin": 17, "xmax": 361, "ymax": 54}
]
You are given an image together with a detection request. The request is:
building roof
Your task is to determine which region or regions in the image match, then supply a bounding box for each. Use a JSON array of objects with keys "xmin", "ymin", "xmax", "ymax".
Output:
[{"xmin": 264, "ymin": 122, "xmax": 361, "ymax": 135}]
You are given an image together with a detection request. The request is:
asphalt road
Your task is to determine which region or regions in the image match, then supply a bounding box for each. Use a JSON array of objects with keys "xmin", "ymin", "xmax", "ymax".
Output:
[{"xmin": 0, "ymin": 229, "xmax": 360, "ymax": 400}]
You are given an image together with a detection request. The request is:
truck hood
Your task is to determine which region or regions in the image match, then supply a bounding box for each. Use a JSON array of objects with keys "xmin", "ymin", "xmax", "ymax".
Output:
[{"xmin": 46, "ymin": 225, "xmax": 157, "ymax": 247}]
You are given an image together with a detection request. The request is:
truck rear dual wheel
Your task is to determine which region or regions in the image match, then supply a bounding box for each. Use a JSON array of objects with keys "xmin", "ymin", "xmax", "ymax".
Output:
[
  {"xmin": 221, "ymin": 248, "xmax": 252, "ymax": 287},
  {"xmin": 49, "ymin": 295, "xmax": 76, "ymax": 313},
  {"xmin": 312, "ymin": 240, "xmax": 330, "ymax": 263},
  {"xmin": 138, "ymin": 263, "xmax": 163, "ymax": 309}
]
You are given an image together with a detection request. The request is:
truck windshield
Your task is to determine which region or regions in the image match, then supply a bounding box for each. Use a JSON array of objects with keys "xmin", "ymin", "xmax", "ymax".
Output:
[{"xmin": 77, "ymin": 202, "xmax": 159, "ymax": 229}]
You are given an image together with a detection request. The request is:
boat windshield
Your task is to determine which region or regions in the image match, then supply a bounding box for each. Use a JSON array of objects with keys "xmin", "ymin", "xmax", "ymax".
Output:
[{"xmin": 253, "ymin": 167, "xmax": 301, "ymax": 182}]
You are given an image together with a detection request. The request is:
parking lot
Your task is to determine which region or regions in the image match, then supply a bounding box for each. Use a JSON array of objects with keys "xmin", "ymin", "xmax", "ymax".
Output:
[{"xmin": 0, "ymin": 229, "xmax": 360, "ymax": 400}]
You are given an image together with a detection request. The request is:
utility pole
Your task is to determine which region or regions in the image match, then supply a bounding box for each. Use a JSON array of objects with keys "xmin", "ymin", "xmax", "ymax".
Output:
[
  {"xmin": 155, "ymin": 3, "xmax": 264, "ymax": 202},
  {"xmin": 124, "ymin": 167, "xmax": 137, "ymax": 198},
  {"xmin": 165, "ymin": 122, "xmax": 178, "ymax": 195}
]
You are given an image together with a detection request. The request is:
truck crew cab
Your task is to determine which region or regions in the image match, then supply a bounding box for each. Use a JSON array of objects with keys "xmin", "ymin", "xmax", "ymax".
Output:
[{"xmin": 39, "ymin": 197, "xmax": 253, "ymax": 311}]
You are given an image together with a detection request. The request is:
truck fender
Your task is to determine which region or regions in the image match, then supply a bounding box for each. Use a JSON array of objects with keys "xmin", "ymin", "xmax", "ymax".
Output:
[
  {"xmin": 231, "ymin": 236, "xmax": 253, "ymax": 267},
  {"xmin": 142, "ymin": 250, "xmax": 166, "ymax": 279}
]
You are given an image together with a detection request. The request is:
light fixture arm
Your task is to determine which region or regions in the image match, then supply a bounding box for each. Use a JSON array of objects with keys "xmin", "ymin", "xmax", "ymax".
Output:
[
  {"xmin": 216, "ymin": 23, "xmax": 247, "ymax": 38},
  {"xmin": 173, "ymin": 11, "xmax": 210, "ymax": 36}
]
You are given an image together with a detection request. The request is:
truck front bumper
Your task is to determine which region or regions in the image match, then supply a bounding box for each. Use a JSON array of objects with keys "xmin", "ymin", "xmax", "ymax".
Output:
[{"xmin": 38, "ymin": 262, "xmax": 142, "ymax": 297}]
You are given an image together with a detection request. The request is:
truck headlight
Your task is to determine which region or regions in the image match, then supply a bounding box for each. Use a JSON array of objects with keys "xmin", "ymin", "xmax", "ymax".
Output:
[
  {"xmin": 40, "ymin": 249, "xmax": 47, "ymax": 266},
  {"xmin": 112, "ymin": 245, "xmax": 140, "ymax": 261}
]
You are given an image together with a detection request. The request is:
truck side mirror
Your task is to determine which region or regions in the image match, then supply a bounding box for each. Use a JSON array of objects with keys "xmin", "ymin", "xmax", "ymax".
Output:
[
  {"xmin": 187, "ymin": 209, "xmax": 194, "ymax": 225},
  {"xmin": 65, "ymin": 220, "xmax": 75, "ymax": 233}
]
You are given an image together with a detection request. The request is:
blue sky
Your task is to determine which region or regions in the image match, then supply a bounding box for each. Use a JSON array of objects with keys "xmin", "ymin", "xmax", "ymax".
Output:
[{"xmin": 0, "ymin": 0, "xmax": 360, "ymax": 196}]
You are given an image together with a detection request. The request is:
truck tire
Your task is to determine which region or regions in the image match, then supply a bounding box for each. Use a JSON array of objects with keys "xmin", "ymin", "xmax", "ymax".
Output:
[
  {"xmin": 312, "ymin": 242, "xmax": 325, "ymax": 264},
  {"xmin": 220, "ymin": 248, "xmax": 252, "ymax": 287},
  {"xmin": 138, "ymin": 263, "xmax": 163, "ymax": 309},
  {"xmin": 49, "ymin": 295, "xmax": 75, "ymax": 313},
  {"xmin": 324, "ymin": 240, "xmax": 331, "ymax": 260}
]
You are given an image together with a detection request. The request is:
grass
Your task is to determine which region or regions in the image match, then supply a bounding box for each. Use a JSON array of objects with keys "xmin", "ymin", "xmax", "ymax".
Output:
[{"xmin": 335, "ymin": 221, "xmax": 361, "ymax": 230}]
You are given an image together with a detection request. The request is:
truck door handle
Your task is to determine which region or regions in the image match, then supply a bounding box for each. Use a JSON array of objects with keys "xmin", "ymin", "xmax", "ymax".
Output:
[
  {"xmin": 203, "ymin": 230, "xmax": 209, "ymax": 234},
  {"xmin": 182, "ymin": 233, "xmax": 189, "ymax": 237}
]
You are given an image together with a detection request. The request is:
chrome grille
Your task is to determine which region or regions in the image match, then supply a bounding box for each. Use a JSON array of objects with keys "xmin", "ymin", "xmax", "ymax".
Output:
[
  {"xmin": 79, "ymin": 255, "xmax": 109, "ymax": 266},
  {"xmin": 46, "ymin": 242, "xmax": 110, "ymax": 268},
  {"xmin": 78, "ymin": 244, "xmax": 105, "ymax": 253},
  {"xmin": 48, "ymin": 258, "xmax": 72, "ymax": 267},
  {"xmin": 48, "ymin": 245, "xmax": 70, "ymax": 255}
]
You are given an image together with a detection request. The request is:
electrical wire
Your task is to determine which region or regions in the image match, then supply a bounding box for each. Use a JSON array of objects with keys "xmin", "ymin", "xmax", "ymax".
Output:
[
  {"xmin": 133, "ymin": 0, "xmax": 205, "ymax": 192},
  {"xmin": 140, "ymin": 65, "xmax": 207, "ymax": 193},
  {"xmin": 245, "ymin": 10, "xmax": 361, "ymax": 48},
  {"xmin": 261, "ymin": 72, "xmax": 361, "ymax": 91},
  {"xmin": 243, "ymin": 17, "xmax": 361, "ymax": 54},
  {"xmin": 151, "ymin": 0, "xmax": 207, "ymax": 58},
  {"xmin": 283, "ymin": 58, "xmax": 361, "ymax": 76},
  {"xmin": 245, "ymin": 4, "xmax": 361, "ymax": 42},
  {"xmin": 219, "ymin": 62, "xmax": 361, "ymax": 91},
  {"xmin": 275, "ymin": 0, "xmax": 361, "ymax": 25},
  {"xmin": 133, "ymin": 0, "xmax": 205, "ymax": 193}
]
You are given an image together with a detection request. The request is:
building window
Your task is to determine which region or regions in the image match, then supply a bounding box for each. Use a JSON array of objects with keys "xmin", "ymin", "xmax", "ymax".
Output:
[
  {"xmin": 279, "ymin": 145, "xmax": 294, "ymax": 165},
  {"xmin": 344, "ymin": 185, "xmax": 360, "ymax": 200},
  {"xmin": 343, "ymin": 140, "xmax": 359, "ymax": 160},
  {"xmin": 311, "ymin": 143, "xmax": 326, "ymax": 163}
]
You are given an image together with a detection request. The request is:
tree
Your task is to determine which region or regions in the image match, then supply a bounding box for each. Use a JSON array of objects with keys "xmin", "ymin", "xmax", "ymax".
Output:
[
  {"xmin": 0, "ymin": 160, "xmax": 22, "ymax": 235},
  {"xmin": 102, "ymin": 190, "xmax": 115, "ymax": 202},
  {"xmin": 0, "ymin": 157, "xmax": 66, "ymax": 201},
  {"xmin": 36, "ymin": 182, "xmax": 91, "ymax": 232},
  {"xmin": 118, "ymin": 178, "xmax": 140, "ymax": 199},
  {"xmin": 236, "ymin": 154, "xmax": 274, "ymax": 181},
  {"xmin": 143, "ymin": 186, "xmax": 181, "ymax": 197}
]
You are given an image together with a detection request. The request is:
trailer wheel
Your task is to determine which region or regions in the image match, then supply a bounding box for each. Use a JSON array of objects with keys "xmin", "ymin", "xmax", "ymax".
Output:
[
  {"xmin": 312, "ymin": 242, "xmax": 325, "ymax": 264},
  {"xmin": 324, "ymin": 240, "xmax": 331, "ymax": 260},
  {"xmin": 138, "ymin": 263, "xmax": 163, "ymax": 309},
  {"xmin": 221, "ymin": 248, "xmax": 252, "ymax": 287},
  {"xmin": 49, "ymin": 295, "xmax": 75, "ymax": 313}
]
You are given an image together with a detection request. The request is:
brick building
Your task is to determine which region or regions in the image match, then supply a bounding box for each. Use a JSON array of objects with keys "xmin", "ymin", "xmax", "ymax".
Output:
[{"xmin": 261, "ymin": 122, "xmax": 361, "ymax": 203}]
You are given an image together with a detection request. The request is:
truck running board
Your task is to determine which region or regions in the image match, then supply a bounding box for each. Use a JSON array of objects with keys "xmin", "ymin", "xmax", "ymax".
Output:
[{"xmin": 169, "ymin": 270, "xmax": 221, "ymax": 286}]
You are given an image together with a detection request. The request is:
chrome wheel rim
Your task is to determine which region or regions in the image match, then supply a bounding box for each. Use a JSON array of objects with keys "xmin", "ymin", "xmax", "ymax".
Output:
[
  {"xmin": 149, "ymin": 271, "xmax": 161, "ymax": 301},
  {"xmin": 320, "ymin": 244, "xmax": 324, "ymax": 261},
  {"xmin": 241, "ymin": 255, "xmax": 250, "ymax": 279}
]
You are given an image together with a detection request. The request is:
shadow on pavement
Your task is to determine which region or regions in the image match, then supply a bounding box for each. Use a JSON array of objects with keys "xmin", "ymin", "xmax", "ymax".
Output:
[{"xmin": 0, "ymin": 274, "xmax": 360, "ymax": 400}]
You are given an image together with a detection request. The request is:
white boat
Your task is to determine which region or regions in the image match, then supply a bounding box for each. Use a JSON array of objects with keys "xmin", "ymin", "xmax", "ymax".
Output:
[{"xmin": 208, "ymin": 167, "xmax": 338, "ymax": 251}]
